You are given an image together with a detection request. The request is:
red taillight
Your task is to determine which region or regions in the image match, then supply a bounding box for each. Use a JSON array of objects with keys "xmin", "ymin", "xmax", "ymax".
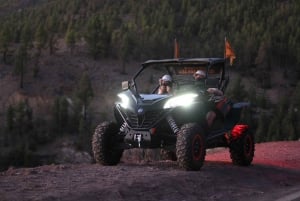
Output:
[{"xmin": 231, "ymin": 124, "xmax": 248, "ymax": 139}]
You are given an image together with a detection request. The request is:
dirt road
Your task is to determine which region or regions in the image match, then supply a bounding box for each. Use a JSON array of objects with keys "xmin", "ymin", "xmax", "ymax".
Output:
[{"xmin": 1, "ymin": 141, "xmax": 300, "ymax": 201}]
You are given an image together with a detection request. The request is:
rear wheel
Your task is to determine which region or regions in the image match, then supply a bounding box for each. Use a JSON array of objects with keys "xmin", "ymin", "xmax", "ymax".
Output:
[
  {"xmin": 176, "ymin": 123, "xmax": 206, "ymax": 171},
  {"xmin": 229, "ymin": 129, "xmax": 255, "ymax": 166},
  {"xmin": 92, "ymin": 121, "xmax": 123, "ymax": 165}
]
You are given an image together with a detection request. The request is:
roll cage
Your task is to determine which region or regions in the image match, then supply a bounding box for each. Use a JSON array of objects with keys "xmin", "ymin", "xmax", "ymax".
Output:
[{"xmin": 125, "ymin": 58, "xmax": 228, "ymax": 95}]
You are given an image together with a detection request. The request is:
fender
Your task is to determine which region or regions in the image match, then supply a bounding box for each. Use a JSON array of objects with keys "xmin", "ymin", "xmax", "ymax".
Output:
[{"xmin": 230, "ymin": 124, "xmax": 249, "ymax": 140}]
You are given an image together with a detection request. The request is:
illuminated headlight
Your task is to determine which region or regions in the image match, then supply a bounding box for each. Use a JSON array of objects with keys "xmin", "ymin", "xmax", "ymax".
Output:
[
  {"xmin": 163, "ymin": 93, "xmax": 198, "ymax": 109},
  {"xmin": 118, "ymin": 94, "xmax": 130, "ymax": 109}
]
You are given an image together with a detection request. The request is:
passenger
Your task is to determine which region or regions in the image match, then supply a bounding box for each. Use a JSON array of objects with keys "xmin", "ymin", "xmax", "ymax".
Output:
[
  {"xmin": 194, "ymin": 70, "xmax": 224, "ymax": 128},
  {"xmin": 158, "ymin": 74, "xmax": 173, "ymax": 95},
  {"xmin": 193, "ymin": 70, "xmax": 206, "ymax": 84}
]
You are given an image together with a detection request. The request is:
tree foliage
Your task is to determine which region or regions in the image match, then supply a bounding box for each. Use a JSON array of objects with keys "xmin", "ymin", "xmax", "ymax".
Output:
[
  {"xmin": 0, "ymin": 0, "xmax": 298, "ymax": 68},
  {"xmin": 76, "ymin": 72, "xmax": 94, "ymax": 120},
  {"xmin": 14, "ymin": 44, "xmax": 27, "ymax": 89},
  {"xmin": 65, "ymin": 23, "xmax": 77, "ymax": 54}
]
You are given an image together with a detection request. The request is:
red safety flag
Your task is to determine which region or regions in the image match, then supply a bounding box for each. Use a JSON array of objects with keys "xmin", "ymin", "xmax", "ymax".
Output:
[{"xmin": 224, "ymin": 38, "xmax": 236, "ymax": 65}]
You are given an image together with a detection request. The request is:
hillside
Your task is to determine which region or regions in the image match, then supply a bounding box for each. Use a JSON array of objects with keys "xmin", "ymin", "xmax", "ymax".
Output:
[
  {"xmin": 0, "ymin": 0, "xmax": 300, "ymax": 170},
  {"xmin": 0, "ymin": 36, "xmax": 143, "ymax": 169},
  {"xmin": 0, "ymin": 39, "xmax": 139, "ymax": 121}
]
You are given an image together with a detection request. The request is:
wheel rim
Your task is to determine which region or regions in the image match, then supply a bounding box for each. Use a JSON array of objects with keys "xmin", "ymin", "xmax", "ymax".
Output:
[
  {"xmin": 244, "ymin": 135, "xmax": 253, "ymax": 157},
  {"xmin": 192, "ymin": 134, "xmax": 203, "ymax": 161}
]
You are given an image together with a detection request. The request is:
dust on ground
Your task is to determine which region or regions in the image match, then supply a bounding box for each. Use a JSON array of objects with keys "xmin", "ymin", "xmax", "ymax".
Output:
[{"xmin": 1, "ymin": 141, "xmax": 300, "ymax": 201}]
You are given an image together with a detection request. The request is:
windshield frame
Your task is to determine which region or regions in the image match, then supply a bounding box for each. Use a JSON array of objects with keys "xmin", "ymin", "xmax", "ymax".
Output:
[{"xmin": 130, "ymin": 58, "xmax": 225, "ymax": 95}]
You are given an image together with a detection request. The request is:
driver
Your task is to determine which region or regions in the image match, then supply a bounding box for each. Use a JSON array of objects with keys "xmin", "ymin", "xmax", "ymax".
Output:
[
  {"xmin": 193, "ymin": 70, "xmax": 224, "ymax": 128},
  {"xmin": 194, "ymin": 70, "xmax": 224, "ymax": 96},
  {"xmin": 158, "ymin": 74, "xmax": 173, "ymax": 95}
]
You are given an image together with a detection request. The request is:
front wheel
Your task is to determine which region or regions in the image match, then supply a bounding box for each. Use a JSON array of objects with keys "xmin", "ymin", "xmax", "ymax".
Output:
[
  {"xmin": 229, "ymin": 126, "xmax": 255, "ymax": 166},
  {"xmin": 92, "ymin": 121, "xmax": 123, "ymax": 165},
  {"xmin": 176, "ymin": 123, "xmax": 206, "ymax": 171}
]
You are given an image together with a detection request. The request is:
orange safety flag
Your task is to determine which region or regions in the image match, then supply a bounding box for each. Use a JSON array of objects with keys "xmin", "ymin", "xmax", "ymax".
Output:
[
  {"xmin": 224, "ymin": 38, "xmax": 236, "ymax": 65},
  {"xmin": 174, "ymin": 38, "xmax": 180, "ymax": 58}
]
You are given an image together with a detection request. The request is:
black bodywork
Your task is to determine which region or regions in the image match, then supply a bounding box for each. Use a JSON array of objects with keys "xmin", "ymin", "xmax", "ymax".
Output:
[{"xmin": 113, "ymin": 58, "xmax": 248, "ymax": 150}]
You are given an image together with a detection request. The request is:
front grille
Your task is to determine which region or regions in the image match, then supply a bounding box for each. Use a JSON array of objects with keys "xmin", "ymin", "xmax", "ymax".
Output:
[{"xmin": 125, "ymin": 110, "xmax": 164, "ymax": 128}]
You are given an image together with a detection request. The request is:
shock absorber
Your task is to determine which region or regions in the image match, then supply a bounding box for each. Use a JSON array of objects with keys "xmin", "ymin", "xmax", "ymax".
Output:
[{"xmin": 166, "ymin": 115, "xmax": 179, "ymax": 134}]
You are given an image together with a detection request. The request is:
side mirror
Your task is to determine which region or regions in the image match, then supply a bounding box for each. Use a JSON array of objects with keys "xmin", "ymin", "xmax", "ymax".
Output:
[{"xmin": 122, "ymin": 81, "xmax": 130, "ymax": 90}]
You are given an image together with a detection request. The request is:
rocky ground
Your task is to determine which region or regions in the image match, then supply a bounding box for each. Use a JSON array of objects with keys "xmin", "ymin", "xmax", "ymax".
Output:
[{"xmin": 1, "ymin": 141, "xmax": 300, "ymax": 201}]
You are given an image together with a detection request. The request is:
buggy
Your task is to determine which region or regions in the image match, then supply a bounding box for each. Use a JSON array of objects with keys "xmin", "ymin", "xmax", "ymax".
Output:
[{"xmin": 92, "ymin": 58, "xmax": 255, "ymax": 171}]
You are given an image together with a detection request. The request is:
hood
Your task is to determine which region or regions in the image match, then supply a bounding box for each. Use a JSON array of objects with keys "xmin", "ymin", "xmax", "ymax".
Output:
[
  {"xmin": 140, "ymin": 94, "xmax": 170, "ymax": 101},
  {"xmin": 115, "ymin": 90, "xmax": 171, "ymax": 113}
]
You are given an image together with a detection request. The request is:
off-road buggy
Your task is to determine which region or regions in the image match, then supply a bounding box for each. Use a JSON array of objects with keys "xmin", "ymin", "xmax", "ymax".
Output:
[{"xmin": 92, "ymin": 58, "xmax": 255, "ymax": 171}]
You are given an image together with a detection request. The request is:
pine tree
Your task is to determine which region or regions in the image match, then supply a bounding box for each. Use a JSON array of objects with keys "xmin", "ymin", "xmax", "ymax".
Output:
[
  {"xmin": 6, "ymin": 105, "xmax": 15, "ymax": 132},
  {"xmin": 255, "ymin": 40, "xmax": 272, "ymax": 88},
  {"xmin": 20, "ymin": 21, "xmax": 33, "ymax": 48},
  {"xmin": 65, "ymin": 24, "xmax": 76, "ymax": 54},
  {"xmin": 267, "ymin": 115, "xmax": 281, "ymax": 141},
  {"xmin": 45, "ymin": 14, "xmax": 59, "ymax": 55},
  {"xmin": 255, "ymin": 113, "xmax": 268, "ymax": 142},
  {"xmin": 14, "ymin": 44, "xmax": 27, "ymax": 89},
  {"xmin": 33, "ymin": 24, "xmax": 48, "ymax": 78},
  {"xmin": 227, "ymin": 76, "xmax": 247, "ymax": 101},
  {"xmin": 35, "ymin": 23, "xmax": 47, "ymax": 52},
  {"xmin": 52, "ymin": 97, "xmax": 69, "ymax": 135},
  {"xmin": 5, "ymin": 105, "xmax": 15, "ymax": 146},
  {"xmin": 76, "ymin": 72, "xmax": 94, "ymax": 120},
  {"xmin": 282, "ymin": 112, "xmax": 296, "ymax": 141},
  {"xmin": 85, "ymin": 15, "xmax": 102, "ymax": 59},
  {"xmin": 290, "ymin": 81, "xmax": 300, "ymax": 139},
  {"xmin": 0, "ymin": 23, "xmax": 12, "ymax": 63}
]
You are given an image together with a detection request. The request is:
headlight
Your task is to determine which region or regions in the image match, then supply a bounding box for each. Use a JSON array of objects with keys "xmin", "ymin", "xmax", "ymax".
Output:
[
  {"xmin": 118, "ymin": 94, "xmax": 130, "ymax": 109},
  {"xmin": 163, "ymin": 93, "xmax": 198, "ymax": 109}
]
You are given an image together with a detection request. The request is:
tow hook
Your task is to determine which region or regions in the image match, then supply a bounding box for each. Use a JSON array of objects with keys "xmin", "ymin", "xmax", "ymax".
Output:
[{"xmin": 134, "ymin": 134, "xmax": 142, "ymax": 147}]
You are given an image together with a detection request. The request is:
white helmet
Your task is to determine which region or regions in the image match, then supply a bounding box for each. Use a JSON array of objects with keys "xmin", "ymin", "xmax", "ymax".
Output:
[
  {"xmin": 195, "ymin": 70, "xmax": 206, "ymax": 77},
  {"xmin": 161, "ymin": 74, "xmax": 172, "ymax": 82}
]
